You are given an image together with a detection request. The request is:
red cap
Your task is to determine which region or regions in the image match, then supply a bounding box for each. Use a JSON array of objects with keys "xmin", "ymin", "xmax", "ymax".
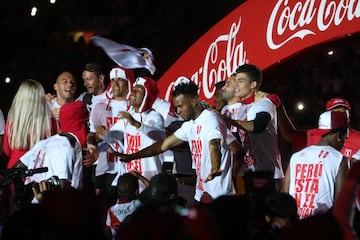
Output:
[
  {"xmin": 326, "ymin": 97, "xmax": 350, "ymax": 111},
  {"xmin": 60, "ymin": 101, "xmax": 89, "ymax": 146},
  {"xmin": 311, "ymin": 110, "xmax": 348, "ymax": 137}
]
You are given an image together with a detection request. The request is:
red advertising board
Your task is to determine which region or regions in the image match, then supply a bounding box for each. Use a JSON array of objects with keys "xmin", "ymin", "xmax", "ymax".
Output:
[{"xmin": 157, "ymin": 0, "xmax": 360, "ymax": 101}]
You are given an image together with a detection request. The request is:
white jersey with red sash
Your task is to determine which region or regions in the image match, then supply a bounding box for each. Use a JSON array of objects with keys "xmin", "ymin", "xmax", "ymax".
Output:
[{"xmin": 106, "ymin": 199, "xmax": 142, "ymax": 240}]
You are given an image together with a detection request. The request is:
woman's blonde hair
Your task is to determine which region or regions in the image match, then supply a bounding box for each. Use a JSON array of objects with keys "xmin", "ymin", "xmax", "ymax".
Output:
[{"xmin": 7, "ymin": 79, "xmax": 52, "ymax": 150}]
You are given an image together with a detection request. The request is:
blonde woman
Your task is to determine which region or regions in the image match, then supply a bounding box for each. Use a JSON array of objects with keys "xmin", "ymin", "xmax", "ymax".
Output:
[{"xmin": 3, "ymin": 79, "xmax": 54, "ymax": 168}]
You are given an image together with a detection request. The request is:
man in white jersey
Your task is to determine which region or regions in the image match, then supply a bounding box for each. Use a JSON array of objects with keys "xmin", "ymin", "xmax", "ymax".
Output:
[
  {"xmin": 105, "ymin": 172, "xmax": 142, "ymax": 240},
  {"xmin": 13, "ymin": 101, "xmax": 88, "ymax": 203},
  {"xmin": 282, "ymin": 110, "xmax": 349, "ymax": 219},
  {"xmin": 91, "ymin": 66, "xmax": 134, "ymax": 206},
  {"xmin": 225, "ymin": 64, "xmax": 284, "ymax": 191},
  {"xmin": 77, "ymin": 61, "xmax": 109, "ymax": 194},
  {"xmin": 117, "ymin": 77, "xmax": 244, "ymax": 203},
  {"xmin": 106, "ymin": 77, "xmax": 166, "ymax": 192},
  {"xmin": 221, "ymin": 74, "xmax": 246, "ymax": 143}
]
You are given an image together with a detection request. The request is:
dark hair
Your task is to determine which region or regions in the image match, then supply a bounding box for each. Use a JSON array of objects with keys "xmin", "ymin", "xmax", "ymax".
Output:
[
  {"xmin": 138, "ymin": 173, "xmax": 178, "ymax": 206},
  {"xmin": 171, "ymin": 81, "xmax": 199, "ymax": 98},
  {"xmin": 83, "ymin": 61, "xmax": 109, "ymax": 87},
  {"xmin": 265, "ymin": 192, "xmax": 299, "ymax": 221},
  {"xmin": 117, "ymin": 173, "xmax": 139, "ymax": 200},
  {"xmin": 215, "ymin": 81, "xmax": 226, "ymax": 89},
  {"xmin": 324, "ymin": 127, "xmax": 348, "ymax": 138},
  {"xmin": 235, "ymin": 64, "xmax": 263, "ymax": 89},
  {"xmin": 83, "ymin": 61, "xmax": 105, "ymax": 77}
]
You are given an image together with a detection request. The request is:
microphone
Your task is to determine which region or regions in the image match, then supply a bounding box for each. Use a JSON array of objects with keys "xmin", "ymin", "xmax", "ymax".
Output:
[
  {"xmin": 5, "ymin": 167, "xmax": 49, "ymax": 177},
  {"xmin": 0, "ymin": 167, "xmax": 49, "ymax": 187},
  {"xmin": 23, "ymin": 167, "xmax": 49, "ymax": 176}
]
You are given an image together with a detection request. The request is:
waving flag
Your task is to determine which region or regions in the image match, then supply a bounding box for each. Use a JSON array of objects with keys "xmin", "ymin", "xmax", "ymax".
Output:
[{"xmin": 91, "ymin": 35, "xmax": 156, "ymax": 75}]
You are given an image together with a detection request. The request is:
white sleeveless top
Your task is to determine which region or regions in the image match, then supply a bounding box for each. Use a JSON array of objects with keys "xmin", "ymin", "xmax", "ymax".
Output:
[{"xmin": 288, "ymin": 145, "xmax": 343, "ymax": 219}]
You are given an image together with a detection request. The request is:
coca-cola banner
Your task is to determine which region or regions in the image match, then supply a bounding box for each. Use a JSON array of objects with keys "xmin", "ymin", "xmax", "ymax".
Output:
[{"xmin": 158, "ymin": 0, "xmax": 360, "ymax": 101}]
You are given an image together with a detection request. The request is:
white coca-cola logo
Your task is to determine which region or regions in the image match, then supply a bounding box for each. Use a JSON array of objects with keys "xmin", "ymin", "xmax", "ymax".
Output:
[
  {"xmin": 164, "ymin": 18, "xmax": 248, "ymax": 101},
  {"xmin": 267, "ymin": 0, "xmax": 360, "ymax": 50}
]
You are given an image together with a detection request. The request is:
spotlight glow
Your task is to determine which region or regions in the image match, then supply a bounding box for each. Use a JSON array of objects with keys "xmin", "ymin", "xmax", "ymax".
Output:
[
  {"xmin": 31, "ymin": 7, "xmax": 38, "ymax": 16},
  {"xmin": 296, "ymin": 101, "xmax": 305, "ymax": 111}
]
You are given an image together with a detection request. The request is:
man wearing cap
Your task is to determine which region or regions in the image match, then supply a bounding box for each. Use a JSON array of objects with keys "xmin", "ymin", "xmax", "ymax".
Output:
[
  {"xmin": 106, "ymin": 77, "xmax": 166, "ymax": 192},
  {"xmin": 13, "ymin": 101, "xmax": 89, "ymax": 203},
  {"xmin": 278, "ymin": 97, "xmax": 360, "ymax": 158},
  {"xmin": 282, "ymin": 110, "xmax": 349, "ymax": 219},
  {"xmin": 308, "ymin": 97, "xmax": 360, "ymax": 159},
  {"xmin": 91, "ymin": 66, "xmax": 135, "ymax": 206}
]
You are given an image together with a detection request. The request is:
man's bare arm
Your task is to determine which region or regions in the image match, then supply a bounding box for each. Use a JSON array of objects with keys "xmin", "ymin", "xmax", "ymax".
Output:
[
  {"xmin": 119, "ymin": 134, "xmax": 184, "ymax": 162},
  {"xmin": 204, "ymin": 138, "xmax": 224, "ymax": 182}
]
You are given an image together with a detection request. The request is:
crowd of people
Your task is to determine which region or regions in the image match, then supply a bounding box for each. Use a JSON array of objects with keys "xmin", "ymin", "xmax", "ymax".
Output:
[{"xmin": 0, "ymin": 53, "xmax": 359, "ymax": 239}]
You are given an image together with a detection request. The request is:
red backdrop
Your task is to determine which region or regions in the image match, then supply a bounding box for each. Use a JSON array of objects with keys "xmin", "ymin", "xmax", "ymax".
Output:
[{"xmin": 157, "ymin": 0, "xmax": 360, "ymax": 101}]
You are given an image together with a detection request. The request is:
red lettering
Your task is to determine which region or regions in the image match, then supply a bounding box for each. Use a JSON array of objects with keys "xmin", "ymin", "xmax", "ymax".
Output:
[
  {"xmin": 295, "ymin": 178, "xmax": 304, "ymax": 192},
  {"xmin": 309, "ymin": 178, "xmax": 319, "ymax": 193},
  {"xmin": 302, "ymin": 193, "xmax": 315, "ymax": 208},
  {"xmin": 126, "ymin": 159, "xmax": 142, "ymax": 173},
  {"xmin": 300, "ymin": 164, "xmax": 307, "ymax": 178},
  {"xmin": 294, "ymin": 192, "xmax": 301, "ymax": 207}
]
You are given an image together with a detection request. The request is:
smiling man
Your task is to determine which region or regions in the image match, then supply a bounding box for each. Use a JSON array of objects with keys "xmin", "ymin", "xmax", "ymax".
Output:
[{"xmin": 47, "ymin": 71, "xmax": 77, "ymax": 127}]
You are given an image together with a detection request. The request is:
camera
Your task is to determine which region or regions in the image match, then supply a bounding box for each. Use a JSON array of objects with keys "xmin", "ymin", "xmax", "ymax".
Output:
[
  {"xmin": 46, "ymin": 176, "xmax": 61, "ymax": 189},
  {"xmin": 32, "ymin": 175, "xmax": 61, "ymax": 192}
]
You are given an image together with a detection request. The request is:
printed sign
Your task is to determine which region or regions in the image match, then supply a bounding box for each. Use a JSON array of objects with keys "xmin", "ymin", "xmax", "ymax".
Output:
[{"xmin": 157, "ymin": 0, "xmax": 360, "ymax": 101}]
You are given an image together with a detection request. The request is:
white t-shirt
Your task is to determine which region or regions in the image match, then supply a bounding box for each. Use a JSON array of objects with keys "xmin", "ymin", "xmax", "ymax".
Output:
[
  {"xmin": 91, "ymin": 100, "xmax": 129, "ymax": 176},
  {"xmin": 352, "ymin": 149, "xmax": 360, "ymax": 160},
  {"xmin": 152, "ymin": 97, "xmax": 174, "ymax": 127},
  {"xmin": 110, "ymin": 109, "xmax": 165, "ymax": 191},
  {"xmin": 247, "ymin": 98, "xmax": 284, "ymax": 179},
  {"xmin": 174, "ymin": 109, "xmax": 236, "ymax": 202},
  {"xmin": 221, "ymin": 102, "xmax": 256, "ymax": 172},
  {"xmin": 20, "ymin": 134, "xmax": 83, "ymax": 202},
  {"xmin": 221, "ymin": 102, "xmax": 247, "ymax": 135},
  {"xmin": 77, "ymin": 91, "xmax": 108, "ymax": 133},
  {"xmin": 288, "ymin": 145, "xmax": 343, "ymax": 219}
]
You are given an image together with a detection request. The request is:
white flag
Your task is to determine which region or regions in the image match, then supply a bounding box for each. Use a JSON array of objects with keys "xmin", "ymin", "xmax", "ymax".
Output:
[{"xmin": 91, "ymin": 35, "xmax": 156, "ymax": 75}]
